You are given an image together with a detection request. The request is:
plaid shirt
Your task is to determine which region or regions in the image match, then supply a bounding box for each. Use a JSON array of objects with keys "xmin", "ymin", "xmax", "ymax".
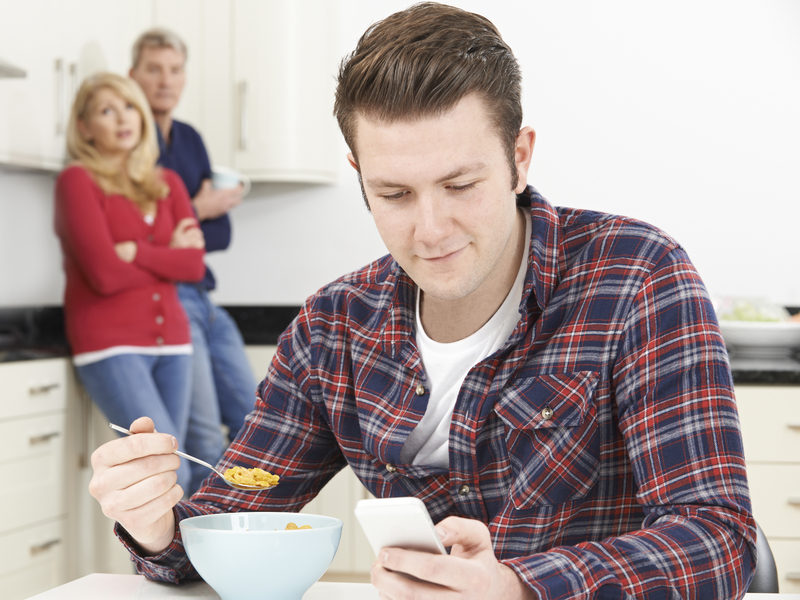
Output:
[{"xmin": 122, "ymin": 187, "xmax": 755, "ymax": 599}]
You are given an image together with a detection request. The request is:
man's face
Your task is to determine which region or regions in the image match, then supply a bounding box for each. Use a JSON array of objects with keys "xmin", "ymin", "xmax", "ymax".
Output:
[
  {"xmin": 350, "ymin": 94, "xmax": 533, "ymax": 305},
  {"xmin": 129, "ymin": 46, "xmax": 186, "ymax": 116}
]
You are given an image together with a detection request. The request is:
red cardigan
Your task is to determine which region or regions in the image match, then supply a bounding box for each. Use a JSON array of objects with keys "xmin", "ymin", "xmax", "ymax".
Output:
[{"xmin": 54, "ymin": 165, "xmax": 206, "ymax": 356}]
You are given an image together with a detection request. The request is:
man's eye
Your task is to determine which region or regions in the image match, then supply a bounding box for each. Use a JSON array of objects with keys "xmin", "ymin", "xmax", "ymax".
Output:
[
  {"xmin": 381, "ymin": 191, "xmax": 407, "ymax": 201},
  {"xmin": 449, "ymin": 182, "xmax": 477, "ymax": 193}
]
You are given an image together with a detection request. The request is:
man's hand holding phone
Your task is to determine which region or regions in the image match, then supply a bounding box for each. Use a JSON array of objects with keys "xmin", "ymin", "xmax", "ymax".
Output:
[{"xmin": 355, "ymin": 497, "xmax": 534, "ymax": 600}]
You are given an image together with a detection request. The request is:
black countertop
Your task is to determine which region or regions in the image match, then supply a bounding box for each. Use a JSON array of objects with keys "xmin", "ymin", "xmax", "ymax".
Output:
[
  {"xmin": 0, "ymin": 305, "xmax": 299, "ymax": 364},
  {"xmin": 2, "ymin": 306, "xmax": 800, "ymax": 384}
]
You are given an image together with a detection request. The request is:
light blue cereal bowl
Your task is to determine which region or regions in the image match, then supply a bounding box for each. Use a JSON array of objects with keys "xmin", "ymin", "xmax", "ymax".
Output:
[{"xmin": 179, "ymin": 512, "xmax": 343, "ymax": 600}]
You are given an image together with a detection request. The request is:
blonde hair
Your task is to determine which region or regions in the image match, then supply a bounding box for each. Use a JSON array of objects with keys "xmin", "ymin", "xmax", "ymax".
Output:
[{"xmin": 66, "ymin": 72, "xmax": 168, "ymax": 208}]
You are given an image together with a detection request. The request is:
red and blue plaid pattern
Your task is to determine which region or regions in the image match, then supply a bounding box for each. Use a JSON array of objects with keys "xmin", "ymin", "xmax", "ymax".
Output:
[{"xmin": 123, "ymin": 187, "xmax": 754, "ymax": 599}]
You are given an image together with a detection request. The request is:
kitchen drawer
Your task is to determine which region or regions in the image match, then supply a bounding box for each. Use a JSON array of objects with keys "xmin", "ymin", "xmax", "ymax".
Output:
[
  {"xmin": 747, "ymin": 463, "xmax": 800, "ymax": 539},
  {"xmin": 735, "ymin": 385, "xmax": 800, "ymax": 463},
  {"xmin": 0, "ymin": 555, "xmax": 68, "ymax": 600},
  {"xmin": 0, "ymin": 452, "xmax": 66, "ymax": 535},
  {"xmin": 768, "ymin": 539, "xmax": 800, "ymax": 593},
  {"xmin": 0, "ymin": 412, "xmax": 66, "ymax": 466},
  {"xmin": 0, "ymin": 518, "xmax": 66, "ymax": 584},
  {"xmin": 0, "ymin": 359, "xmax": 68, "ymax": 420}
]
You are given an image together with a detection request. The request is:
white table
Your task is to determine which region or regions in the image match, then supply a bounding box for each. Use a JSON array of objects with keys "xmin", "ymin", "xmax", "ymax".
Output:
[
  {"xmin": 29, "ymin": 573, "xmax": 379, "ymax": 599},
  {"xmin": 27, "ymin": 573, "xmax": 800, "ymax": 599}
]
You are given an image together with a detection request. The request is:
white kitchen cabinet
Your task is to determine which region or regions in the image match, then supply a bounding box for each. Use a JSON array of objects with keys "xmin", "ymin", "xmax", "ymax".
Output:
[
  {"xmin": 0, "ymin": 359, "xmax": 70, "ymax": 599},
  {"xmin": 736, "ymin": 384, "xmax": 800, "ymax": 592},
  {"xmin": 231, "ymin": 0, "xmax": 339, "ymax": 183},
  {"xmin": 0, "ymin": 0, "xmax": 153, "ymax": 171},
  {"xmin": 0, "ymin": 0, "xmax": 67, "ymax": 170},
  {"xmin": 155, "ymin": 0, "xmax": 340, "ymax": 183},
  {"xmin": 0, "ymin": 357, "xmax": 134, "ymax": 598}
]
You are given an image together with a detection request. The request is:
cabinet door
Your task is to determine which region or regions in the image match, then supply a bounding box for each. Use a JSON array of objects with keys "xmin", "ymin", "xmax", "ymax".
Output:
[
  {"xmin": 62, "ymin": 0, "xmax": 155, "ymax": 84},
  {"xmin": 0, "ymin": 519, "xmax": 67, "ymax": 600},
  {"xmin": 232, "ymin": 0, "xmax": 339, "ymax": 183},
  {"xmin": 0, "ymin": 0, "xmax": 66, "ymax": 169},
  {"xmin": 0, "ymin": 0, "xmax": 153, "ymax": 171}
]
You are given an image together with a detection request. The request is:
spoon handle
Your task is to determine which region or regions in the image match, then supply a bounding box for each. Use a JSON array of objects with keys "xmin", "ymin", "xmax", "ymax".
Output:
[{"xmin": 108, "ymin": 423, "xmax": 222, "ymax": 475}]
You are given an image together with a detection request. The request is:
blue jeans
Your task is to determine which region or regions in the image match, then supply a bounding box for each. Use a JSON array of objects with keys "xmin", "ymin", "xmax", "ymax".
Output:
[
  {"xmin": 178, "ymin": 284, "xmax": 257, "ymax": 494},
  {"xmin": 76, "ymin": 353, "xmax": 193, "ymax": 492}
]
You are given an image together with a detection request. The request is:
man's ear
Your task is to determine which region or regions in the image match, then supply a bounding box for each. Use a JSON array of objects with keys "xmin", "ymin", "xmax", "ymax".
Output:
[
  {"xmin": 347, "ymin": 152, "xmax": 359, "ymax": 172},
  {"xmin": 513, "ymin": 126, "xmax": 536, "ymax": 194}
]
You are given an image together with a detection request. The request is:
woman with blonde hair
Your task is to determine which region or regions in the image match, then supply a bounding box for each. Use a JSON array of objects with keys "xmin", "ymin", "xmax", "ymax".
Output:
[{"xmin": 55, "ymin": 72, "xmax": 205, "ymax": 493}]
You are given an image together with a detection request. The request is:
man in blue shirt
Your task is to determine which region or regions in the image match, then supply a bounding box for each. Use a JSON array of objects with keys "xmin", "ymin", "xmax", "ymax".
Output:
[{"xmin": 129, "ymin": 28, "xmax": 256, "ymax": 494}]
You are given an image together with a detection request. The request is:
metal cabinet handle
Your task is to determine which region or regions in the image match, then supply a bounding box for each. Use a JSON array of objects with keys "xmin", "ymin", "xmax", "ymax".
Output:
[
  {"xmin": 69, "ymin": 62, "xmax": 78, "ymax": 104},
  {"xmin": 29, "ymin": 431, "xmax": 61, "ymax": 446},
  {"xmin": 30, "ymin": 538, "xmax": 61, "ymax": 556},
  {"xmin": 239, "ymin": 81, "xmax": 248, "ymax": 151},
  {"xmin": 787, "ymin": 572, "xmax": 800, "ymax": 582},
  {"xmin": 55, "ymin": 58, "xmax": 66, "ymax": 135},
  {"xmin": 788, "ymin": 423, "xmax": 800, "ymax": 430},
  {"xmin": 29, "ymin": 382, "xmax": 60, "ymax": 395}
]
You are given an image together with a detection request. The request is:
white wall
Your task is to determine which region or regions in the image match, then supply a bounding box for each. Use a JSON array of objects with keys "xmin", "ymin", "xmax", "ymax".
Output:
[{"xmin": 2, "ymin": 0, "xmax": 799, "ymax": 307}]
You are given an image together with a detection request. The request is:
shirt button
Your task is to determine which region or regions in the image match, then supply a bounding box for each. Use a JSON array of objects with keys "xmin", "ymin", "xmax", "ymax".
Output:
[
  {"xmin": 415, "ymin": 384, "xmax": 426, "ymax": 396},
  {"xmin": 386, "ymin": 464, "xmax": 397, "ymax": 473},
  {"xmin": 152, "ymin": 293, "xmax": 161, "ymax": 301},
  {"xmin": 541, "ymin": 407, "xmax": 554, "ymax": 420},
  {"xmin": 155, "ymin": 315, "xmax": 164, "ymax": 325},
  {"xmin": 156, "ymin": 337, "xmax": 164, "ymax": 346},
  {"xmin": 458, "ymin": 485, "xmax": 470, "ymax": 496},
  {"xmin": 147, "ymin": 235, "xmax": 154, "ymax": 242}
]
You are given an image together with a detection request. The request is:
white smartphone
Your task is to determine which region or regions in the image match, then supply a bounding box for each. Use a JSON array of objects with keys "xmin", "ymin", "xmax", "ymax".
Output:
[{"xmin": 354, "ymin": 497, "xmax": 447, "ymax": 555}]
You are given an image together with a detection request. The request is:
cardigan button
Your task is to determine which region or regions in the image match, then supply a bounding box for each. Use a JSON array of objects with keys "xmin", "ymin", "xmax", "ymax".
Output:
[
  {"xmin": 415, "ymin": 384, "xmax": 426, "ymax": 396},
  {"xmin": 155, "ymin": 315, "xmax": 164, "ymax": 325},
  {"xmin": 156, "ymin": 337, "xmax": 164, "ymax": 346},
  {"xmin": 152, "ymin": 293, "xmax": 161, "ymax": 302}
]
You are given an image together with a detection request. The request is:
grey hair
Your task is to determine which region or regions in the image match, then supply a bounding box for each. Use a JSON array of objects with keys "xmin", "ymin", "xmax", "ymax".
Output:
[{"xmin": 131, "ymin": 27, "xmax": 187, "ymax": 68}]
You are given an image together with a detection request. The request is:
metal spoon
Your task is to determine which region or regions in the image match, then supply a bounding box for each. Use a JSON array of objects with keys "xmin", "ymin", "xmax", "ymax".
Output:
[{"xmin": 109, "ymin": 423, "xmax": 277, "ymax": 492}]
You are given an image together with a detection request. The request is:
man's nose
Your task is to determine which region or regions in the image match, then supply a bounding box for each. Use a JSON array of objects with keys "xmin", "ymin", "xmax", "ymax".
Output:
[{"xmin": 414, "ymin": 193, "xmax": 451, "ymax": 246}]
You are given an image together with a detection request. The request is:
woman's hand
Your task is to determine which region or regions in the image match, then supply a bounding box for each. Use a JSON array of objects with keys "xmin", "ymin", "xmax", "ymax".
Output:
[
  {"xmin": 170, "ymin": 217, "xmax": 205, "ymax": 249},
  {"xmin": 114, "ymin": 241, "xmax": 137, "ymax": 263}
]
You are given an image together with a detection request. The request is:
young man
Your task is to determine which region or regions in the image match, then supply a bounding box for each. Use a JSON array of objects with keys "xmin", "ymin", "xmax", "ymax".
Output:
[
  {"xmin": 91, "ymin": 5, "xmax": 755, "ymax": 598},
  {"xmin": 128, "ymin": 29, "xmax": 257, "ymax": 494}
]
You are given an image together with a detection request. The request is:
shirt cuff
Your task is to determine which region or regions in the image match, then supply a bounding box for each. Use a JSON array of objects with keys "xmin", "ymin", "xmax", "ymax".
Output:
[{"xmin": 112, "ymin": 504, "xmax": 205, "ymax": 584}]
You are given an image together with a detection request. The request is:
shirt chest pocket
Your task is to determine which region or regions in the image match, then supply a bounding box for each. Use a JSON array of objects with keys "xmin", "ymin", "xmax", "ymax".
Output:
[{"xmin": 494, "ymin": 371, "xmax": 600, "ymax": 509}]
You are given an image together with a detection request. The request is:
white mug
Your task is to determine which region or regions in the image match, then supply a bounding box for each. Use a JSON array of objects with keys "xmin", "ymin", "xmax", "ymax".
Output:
[{"xmin": 211, "ymin": 166, "xmax": 251, "ymax": 197}]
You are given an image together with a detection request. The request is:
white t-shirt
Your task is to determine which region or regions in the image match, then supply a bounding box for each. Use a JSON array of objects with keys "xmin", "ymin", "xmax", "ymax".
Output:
[{"xmin": 399, "ymin": 209, "xmax": 531, "ymax": 468}]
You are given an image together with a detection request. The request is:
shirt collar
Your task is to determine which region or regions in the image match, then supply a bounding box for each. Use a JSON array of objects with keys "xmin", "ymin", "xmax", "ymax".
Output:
[
  {"xmin": 155, "ymin": 122, "xmax": 168, "ymax": 159},
  {"xmin": 520, "ymin": 185, "xmax": 562, "ymax": 313}
]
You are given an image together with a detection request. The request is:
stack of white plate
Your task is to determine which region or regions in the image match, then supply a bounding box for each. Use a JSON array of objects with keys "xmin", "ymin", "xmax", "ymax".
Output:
[{"xmin": 718, "ymin": 320, "xmax": 800, "ymax": 359}]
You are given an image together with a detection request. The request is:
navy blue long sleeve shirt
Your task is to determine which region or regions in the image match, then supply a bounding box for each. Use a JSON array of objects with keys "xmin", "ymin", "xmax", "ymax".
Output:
[{"xmin": 157, "ymin": 119, "xmax": 229, "ymax": 290}]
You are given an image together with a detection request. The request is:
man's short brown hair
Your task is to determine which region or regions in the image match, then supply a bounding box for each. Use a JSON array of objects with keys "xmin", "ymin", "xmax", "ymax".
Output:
[{"xmin": 334, "ymin": 2, "xmax": 523, "ymax": 188}]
